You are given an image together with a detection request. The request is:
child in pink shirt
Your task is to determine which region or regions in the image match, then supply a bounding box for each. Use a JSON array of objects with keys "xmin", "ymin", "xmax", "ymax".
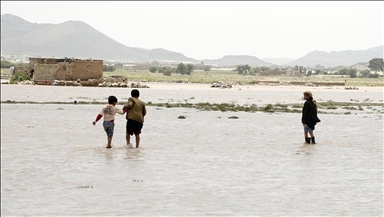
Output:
[{"xmin": 93, "ymin": 96, "xmax": 125, "ymax": 148}]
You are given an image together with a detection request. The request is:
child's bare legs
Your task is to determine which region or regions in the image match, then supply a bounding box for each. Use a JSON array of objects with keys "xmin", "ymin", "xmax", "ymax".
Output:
[
  {"xmin": 126, "ymin": 133, "xmax": 131, "ymax": 145},
  {"xmin": 135, "ymin": 134, "xmax": 140, "ymax": 148},
  {"xmin": 127, "ymin": 132, "xmax": 140, "ymax": 148},
  {"xmin": 106, "ymin": 136, "xmax": 112, "ymax": 148}
]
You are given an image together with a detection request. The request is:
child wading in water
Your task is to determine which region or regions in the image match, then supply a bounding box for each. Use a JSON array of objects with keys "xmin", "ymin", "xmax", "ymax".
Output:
[
  {"xmin": 302, "ymin": 91, "xmax": 321, "ymax": 144},
  {"xmin": 123, "ymin": 89, "xmax": 146, "ymax": 148},
  {"xmin": 93, "ymin": 96, "xmax": 125, "ymax": 148}
]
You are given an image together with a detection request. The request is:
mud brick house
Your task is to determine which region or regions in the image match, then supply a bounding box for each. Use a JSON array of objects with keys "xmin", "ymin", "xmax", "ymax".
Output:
[{"xmin": 26, "ymin": 57, "xmax": 103, "ymax": 82}]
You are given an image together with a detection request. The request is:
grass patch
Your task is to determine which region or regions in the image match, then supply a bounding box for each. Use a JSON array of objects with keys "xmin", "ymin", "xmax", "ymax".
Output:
[
  {"xmin": 1, "ymin": 100, "xmax": 383, "ymax": 115},
  {"xmin": 2, "ymin": 68, "xmax": 383, "ymax": 86},
  {"xmin": 101, "ymin": 69, "xmax": 384, "ymax": 87},
  {"xmin": 342, "ymin": 106, "xmax": 357, "ymax": 110},
  {"xmin": 264, "ymin": 104, "xmax": 274, "ymax": 112},
  {"xmin": 326, "ymin": 106, "xmax": 338, "ymax": 109}
]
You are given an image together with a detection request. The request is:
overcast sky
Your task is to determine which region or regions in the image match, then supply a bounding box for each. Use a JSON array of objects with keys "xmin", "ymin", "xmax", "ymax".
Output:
[{"xmin": 1, "ymin": 1, "xmax": 383, "ymax": 60}]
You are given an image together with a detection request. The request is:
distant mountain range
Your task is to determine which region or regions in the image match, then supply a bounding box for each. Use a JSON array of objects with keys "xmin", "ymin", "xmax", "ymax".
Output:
[
  {"xmin": 0, "ymin": 14, "xmax": 197, "ymax": 63},
  {"xmin": 262, "ymin": 58, "xmax": 295, "ymax": 65},
  {"xmin": 1, "ymin": 13, "xmax": 383, "ymax": 68},
  {"xmin": 203, "ymin": 55, "xmax": 274, "ymax": 67},
  {"xmin": 287, "ymin": 46, "xmax": 383, "ymax": 68}
]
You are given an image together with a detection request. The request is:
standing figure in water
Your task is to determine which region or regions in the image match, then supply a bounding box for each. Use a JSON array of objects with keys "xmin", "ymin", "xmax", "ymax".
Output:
[
  {"xmin": 93, "ymin": 96, "xmax": 126, "ymax": 148},
  {"xmin": 302, "ymin": 91, "xmax": 321, "ymax": 144},
  {"xmin": 123, "ymin": 89, "xmax": 146, "ymax": 148}
]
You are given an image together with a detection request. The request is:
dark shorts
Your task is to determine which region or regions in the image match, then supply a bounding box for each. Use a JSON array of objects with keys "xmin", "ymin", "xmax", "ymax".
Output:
[
  {"xmin": 103, "ymin": 121, "xmax": 115, "ymax": 137},
  {"xmin": 126, "ymin": 119, "xmax": 143, "ymax": 135}
]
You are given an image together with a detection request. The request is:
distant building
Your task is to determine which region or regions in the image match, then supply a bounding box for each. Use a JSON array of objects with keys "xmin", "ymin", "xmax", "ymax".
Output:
[
  {"xmin": 135, "ymin": 63, "xmax": 149, "ymax": 70},
  {"xmin": 27, "ymin": 57, "xmax": 103, "ymax": 81},
  {"xmin": 259, "ymin": 68, "xmax": 300, "ymax": 76},
  {"xmin": 285, "ymin": 68, "xmax": 300, "ymax": 76},
  {"xmin": 114, "ymin": 63, "xmax": 124, "ymax": 69},
  {"xmin": 123, "ymin": 64, "xmax": 137, "ymax": 70}
]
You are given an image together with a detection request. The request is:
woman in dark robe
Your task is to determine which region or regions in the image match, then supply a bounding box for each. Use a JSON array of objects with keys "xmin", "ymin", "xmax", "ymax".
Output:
[{"xmin": 302, "ymin": 91, "xmax": 321, "ymax": 144}]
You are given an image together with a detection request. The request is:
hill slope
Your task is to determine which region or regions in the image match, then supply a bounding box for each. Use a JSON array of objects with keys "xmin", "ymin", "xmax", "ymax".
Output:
[
  {"xmin": 202, "ymin": 55, "xmax": 274, "ymax": 67},
  {"xmin": 0, "ymin": 14, "xmax": 197, "ymax": 62},
  {"xmin": 287, "ymin": 46, "xmax": 383, "ymax": 67},
  {"xmin": 2, "ymin": 14, "xmax": 381, "ymax": 67}
]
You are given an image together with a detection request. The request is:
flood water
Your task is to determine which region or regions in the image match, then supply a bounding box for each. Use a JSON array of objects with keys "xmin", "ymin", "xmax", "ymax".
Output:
[{"xmin": 1, "ymin": 84, "xmax": 383, "ymax": 216}]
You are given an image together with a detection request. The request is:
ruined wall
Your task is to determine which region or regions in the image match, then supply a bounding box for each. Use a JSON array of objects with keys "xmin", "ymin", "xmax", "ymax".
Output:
[
  {"xmin": 33, "ymin": 64, "xmax": 59, "ymax": 81},
  {"xmin": 28, "ymin": 58, "xmax": 103, "ymax": 81},
  {"xmin": 29, "ymin": 58, "xmax": 65, "ymax": 65},
  {"xmin": 29, "ymin": 58, "xmax": 64, "ymax": 72},
  {"xmin": 57, "ymin": 62, "xmax": 70, "ymax": 80},
  {"xmin": 32, "ymin": 62, "xmax": 71, "ymax": 81},
  {"xmin": 13, "ymin": 66, "xmax": 29, "ymax": 76},
  {"xmin": 71, "ymin": 60, "xmax": 103, "ymax": 80}
]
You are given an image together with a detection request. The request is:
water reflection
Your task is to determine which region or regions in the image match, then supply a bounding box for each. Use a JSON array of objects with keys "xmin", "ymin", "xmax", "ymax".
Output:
[
  {"xmin": 1, "ymin": 85, "xmax": 383, "ymax": 216},
  {"xmin": 103, "ymin": 149, "xmax": 114, "ymax": 163},
  {"xmin": 124, "ymin": 147, "xmax": 145, "ymax": 161}
]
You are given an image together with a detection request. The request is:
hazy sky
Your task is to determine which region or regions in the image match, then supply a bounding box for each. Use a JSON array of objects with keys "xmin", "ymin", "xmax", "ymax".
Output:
[{"xmin": 1, "ymin": 1, "xmax": 383, "ymax": 60}]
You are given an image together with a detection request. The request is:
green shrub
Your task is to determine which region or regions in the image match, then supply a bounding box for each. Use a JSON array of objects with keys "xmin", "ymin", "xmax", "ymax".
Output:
[
  {"xmin": 10, "ymin": 73, "xmax": 29, "ymax": 84},
  {"xmin": 149, "ymin": 67, "xmax": 157, "ymax": 73},
  {"xmin": 264, "ymin": 104, "xmax": 274, "ymax": 111}
]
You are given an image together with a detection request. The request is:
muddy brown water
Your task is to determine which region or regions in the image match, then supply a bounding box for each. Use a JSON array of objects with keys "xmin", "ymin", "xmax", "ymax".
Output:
[{"xmin": 1, "ymin": 84, "xmax": 383, "ymax": 215}]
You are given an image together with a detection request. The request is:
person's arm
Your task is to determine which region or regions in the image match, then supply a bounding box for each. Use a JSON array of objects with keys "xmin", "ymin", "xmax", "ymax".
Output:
[
  {"xmin": 142, "ymin": 105, "xmax": 146, "ymax": 116},
  {"xmin": 302, "ymin": 101, "xmax": 309, "ymax": 125},
  {"xmin": 93, "ymin": 114, "xmax": 102, "ymax": 125},
  {"xmin": 115, "ymin": 107, "xmax": 125, "ymax": 115},
  {"xmin": 123, "ymin": 98, "xmax": 134, "ymax": 111}
]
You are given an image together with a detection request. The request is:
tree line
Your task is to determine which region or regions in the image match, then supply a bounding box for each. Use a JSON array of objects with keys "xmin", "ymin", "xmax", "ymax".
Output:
[
  {"xmin": 149, "ymin": 63, "xmax": 196, "ymax": 75},
  {"xmin": 103, "ymin": 65, "xmax": 116, "ymax": 72},
  {"xmin": 0, "ymin": 60, "xmax": 28, "ymax": 68},
  {"xmin": 234, "ymin": 58, "xmax": 383, "ymax": 78},
  {"xmin": 368, "ymin": 58, "xmax": 383, "ymax": 72}
]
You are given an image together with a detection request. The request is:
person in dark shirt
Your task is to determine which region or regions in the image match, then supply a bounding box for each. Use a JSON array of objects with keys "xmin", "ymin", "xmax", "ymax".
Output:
[{"xmin": 302, "ymin": 91, "xmax": 321, "ymax": 144}]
